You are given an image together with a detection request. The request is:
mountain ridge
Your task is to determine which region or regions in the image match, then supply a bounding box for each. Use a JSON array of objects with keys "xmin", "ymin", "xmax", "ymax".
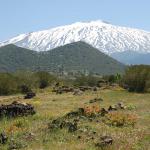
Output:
[
  {"xmin": 0, "ymin": 20, "xmax": 150, "ymax": 55},
  {"xmin": 0, "ymin": 41, "xmax": 125, "ymax": 74}
]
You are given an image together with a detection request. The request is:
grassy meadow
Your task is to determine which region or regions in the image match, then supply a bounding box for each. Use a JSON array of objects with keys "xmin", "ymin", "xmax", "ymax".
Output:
[{"xmin": 0, "ymin": 87, "xmax": 149, "ymax": 150}]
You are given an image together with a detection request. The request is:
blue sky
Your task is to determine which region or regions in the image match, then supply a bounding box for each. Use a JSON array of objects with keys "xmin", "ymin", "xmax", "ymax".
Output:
[{"xmin": 0, "ymin": 0, "xmax": 150, "ymax": 41}]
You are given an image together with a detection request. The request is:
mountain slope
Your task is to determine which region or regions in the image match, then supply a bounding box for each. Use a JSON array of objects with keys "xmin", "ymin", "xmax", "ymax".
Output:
[
  {"xmin": 39, "ymin": 42, "xmax": 125, "ymax": 74},
  {"xmin": 0, "ymin": 42, "xmax": 125, "ymax": 74},
  {"xmin": 0, "ymin": 20, "xmax": 150, "ymax": 56},
  {"xmin": 0, "ymin": 44, "xmax": 38, "ymax": 72}
]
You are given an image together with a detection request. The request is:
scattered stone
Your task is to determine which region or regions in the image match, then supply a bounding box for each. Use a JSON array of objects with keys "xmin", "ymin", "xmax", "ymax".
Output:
[
  {"xmin": 88, "ymin": 118, "xmax": 93, "ymax": 122},
  {"xmin": 73, "ymin": 118, "xmax": 80, "ymax": 122},
  {"xmin": 89, "ymin": 98, "xmax": 103, "ymax": 103},
  {"xmin": 108, "ymin": 105, "xmax": 117, "ymax": 111},
  {"xmin": 68, "ymin": 122, "xmax": 77, "ymax": 132},
  {"xmin": 55, "ymin": 82, "xmax": 60, "ymax": 87},
  {"xmin": 78, "ymin": 108, "xmax": 85, "ymax": 115},
  {"xmin": 24, "ymin": 92, "xmax": 36, "ymax": 99},
  {"xmin": 56, "ymin": 90, "xmax": 63, "ymax": 94},
  {"xmin": 77, "ymin": 135, "xmax": 81, "ymax": 139},
  {"xmin": 117, "ymin": 102, "xmax": 126, "ymax": 109},
  {"xmin": 97, "ymin": 79, "xmax": 108, "ymax": 88},
  {"xmin": 49, "ymin": 118, "xmax": 62, "ymax": 129},
  {"xmin": 101, "ymin": 108, "xmax": 108, "ymax": 116},
  {"xmin": 62, "ymin": 85, "xmax": 69, "ymax": 88},
  {"xmin": 93, "ymin": 87, "xmax": 98, "ymax": 91},
  {"xmin": 0, "ymin": 132, "xmax": 8, "ymax": 144},
  {"xmin": 49, "ymin": 118, "xmax": 78, "ymax": 133},
  {"xmin": 65, "ymin": 111, "xmax": 80, "ymax": 118},
  {"xmin": 95, "ymin": 136, "xmax": 113, "ymax": 147},
  {"xmin": 24, "ymin": 132, "xmax": 35, "ymax": 141},
  {"xmin": 65, "ymin": 108, "xmax": 85, "ymax": 118},
  {"xmin": 108, "ymin": 102, "xmax": 126, "ymax": 111},
  {"xmin": 79, "ymin": 86, "xmax": 93, "ymax": 92},
  {"xmin": 54, "ymin": 86, "xmax": 74, "ymax": 94},
  {"xmin": 73, "ymin": 89, "xmax": 83, "ymax": 96},
  {"xmin": 92, "ymin": 131, "xmax": 97, "ymax": 134}
]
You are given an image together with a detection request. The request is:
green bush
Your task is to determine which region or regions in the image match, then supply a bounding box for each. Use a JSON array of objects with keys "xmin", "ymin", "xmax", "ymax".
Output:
[
  {"xmin": 122, "ymin": 65, "xmax": 150, "ymax": 92},
  {"xmin": 0, "ymin": 73, "xmax": 18, "ymax": 95},
  {"xmin": 13, "ymin": 71, "xmax": 38, "ymax": 93},
  {"xmin": 35, "ymin": 71, "xmax": 57, "ymax": 89},
  {"xmin": 0, "ymin": 71, "xmax": 58, "ymax": 95},
  {"xmin": 74, "ymin": 75, "xmax": 100, "ymax": 87},
  {"xmin": 103, "ymin": 73, "xmax": 122, "ymax": 84}
]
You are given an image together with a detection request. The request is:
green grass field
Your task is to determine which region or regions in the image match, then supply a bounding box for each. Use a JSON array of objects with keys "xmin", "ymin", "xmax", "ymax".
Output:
[{"xmin": 0, "ymin": 87, "xmax": 150, "ymax": 150}]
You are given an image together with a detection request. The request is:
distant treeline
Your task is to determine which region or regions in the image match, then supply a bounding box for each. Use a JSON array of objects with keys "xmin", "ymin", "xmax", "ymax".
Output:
[
  {"xmin": 0, "ymin": 71, "xmax": 57, "ymax": 95},
  {"xmin": 0, "ymin": 71, "xmax": 118, "ymax": 96},
  {"xmin": 0, "ymin": 65, "xmax": 150, "ymax": 95}
]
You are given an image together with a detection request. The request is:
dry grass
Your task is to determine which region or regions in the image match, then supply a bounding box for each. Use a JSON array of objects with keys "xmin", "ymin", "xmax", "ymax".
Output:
[{"xmin": 0, "ymin": 88, "xmax": 150, "ymax": 150}]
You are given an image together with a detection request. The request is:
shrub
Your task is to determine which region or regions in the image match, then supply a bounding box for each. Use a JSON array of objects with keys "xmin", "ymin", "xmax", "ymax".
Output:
[
  {"xmin": 126, "ymin": 104, "xmax": 137, "ymax": 110},
  {"xmin": 20, "ymin": 85, "xmax": 32, "ymax": 94},
  {"xmin": 74, "ymin": 75, "xmax": 100, "ymax": 87},
  {"xmin": 14, "ymin": 71, "xmax": 38, "ymax": 92},
  {"xmin": 145, "ymin": 79, "xmax": 150, "ymax": 92},
  {"xmin": 35, "ymin": 71, "xmax": 57, "ymax": 89},
  {"xmin": 84, "ymin": 105, "xmax": 101, "ymax": 116},
  {"xmin": 103, "ymin": 73, "xmax": 122, "ymax": 84},
  {"xmin": 0, "ymin": 73, "xmax": 18, "ymax": 95},
  {"xmin": 104, "ymin": 112, "xmax": 138, "ymax": 127},
  {"xmin": 122, "ymin": 65, "xmax": 150, "ymax": 92},
  {"xmin": 0, "ymin": 71, "xmax": 58, "ymax": 95}
]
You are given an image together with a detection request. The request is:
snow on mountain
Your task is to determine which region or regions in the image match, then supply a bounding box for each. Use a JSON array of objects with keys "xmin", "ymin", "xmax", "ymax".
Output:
[{"xmin": 0, "ymin": 20, "xmax": 150, "ymax": 55}]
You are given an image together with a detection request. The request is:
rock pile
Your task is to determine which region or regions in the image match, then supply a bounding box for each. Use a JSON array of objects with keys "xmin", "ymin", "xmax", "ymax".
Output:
[
  {"xmin": 0, "ymin": 132, "xmax": 8, "ymax": 144},
  {"xmin": 73, "ymin": 89, "xmax": 83, "ymax": 96},
  {"xmin": 49, "ymin": 102, "xmax": 126, "ymax": 131},
  {"xmin": 49, "ymin": 117, "xmax": 78, "ymax": 133},
  {"xmin": 95, "ymin": 136, "xmax": 113, "ymax": 147},
  {"xmin": 0, "ymin": 101, "xmax": 36, "ymax": 118},
  {"xmin": 78, "ymin": 86, "xmax": 96, "ymax": 92},
  {"xmin": 108, "ymin": 102, "xmax": 126, "ymax": 111},
  {"xmin": 89, "ymin": 98, "xmax": 103, "ymax": 103},
  {"xmin": 53, "ymin": 86, "xmax": 74, "ymax": 94},
  {"xmin": 53, "ymin": 85, "xmax": 98, "ymax": 95},
  {"xmin": 48, "ymin": 107, "xmax": 114, "ymax": 148},
  {"xmin": 24, "ymin": 92, "xmax": 36, "ymax": 99}
]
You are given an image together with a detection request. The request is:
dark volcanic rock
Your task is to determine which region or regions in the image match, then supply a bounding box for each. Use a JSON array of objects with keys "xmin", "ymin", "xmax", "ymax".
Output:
[
  {"xmin": 95, "ymin": 136, "xmax": 113, "ymax": 147},
  {"xmin": 117, "ymin": 102, "xmax": 126, "ymax": 109},
  {"xmin": 79, "ymin": 86, "xmax": 93, "ymax": 92},
  {"xmin": 53, "ymin": 86, "xmax": 74, "ymax": 94},
  {"xmin": 0, "ymin": 132, "xmax": 8, "ymax": 144},
  {"xmin": 108, "ymin": 102, "xmax": 126, "ymax": 111},
  {"xmin": 65, "ymin": 108, "xmax": 85, "ymax": 119},
  {"xmin": 73, "ymin": 89, "xmax": 83, "ymax": 96},
  {"xmin": 108, "ymin": 105, "xmax": 117, "ymax": 111},
  {"xmin": 68, "ymin": 122, "xmax": 78, "ymax": 132},
  {"xmin": 89, "ymin": 98, "xmax": 103, "ymax": 103},
  {"xmin": 93, "ymin": 87, "xmax": 98, "ymax": 91},
  {"xmin": 101, "ymin": 108, "xmax": 108, "ymax": 116},
  {"xmin": 24, "ymin": 92, "xmax": 36, "ymax": 99},
  {"xmin": 0, "ymin": 101, "xmax": 36, "ymax": 118}
]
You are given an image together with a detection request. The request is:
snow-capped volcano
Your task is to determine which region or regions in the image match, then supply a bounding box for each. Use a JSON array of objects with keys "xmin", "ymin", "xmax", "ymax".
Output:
[{"xmin": 0, "ymin": 20, "xmax": 150, "ymax": 55}]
